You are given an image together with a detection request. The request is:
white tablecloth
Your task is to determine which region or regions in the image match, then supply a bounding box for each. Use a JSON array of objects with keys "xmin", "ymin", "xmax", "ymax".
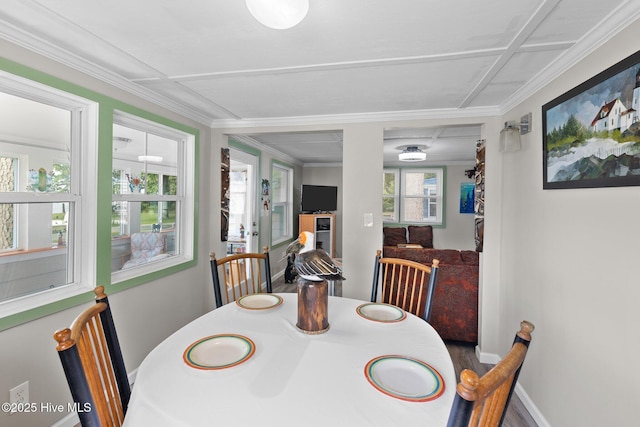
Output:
[{"xmin": 123, "ymin": 293, "xmax": 455, "ymax": 426}]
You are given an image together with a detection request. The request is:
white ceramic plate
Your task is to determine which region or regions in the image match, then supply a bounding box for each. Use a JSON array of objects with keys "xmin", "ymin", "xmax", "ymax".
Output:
[
  {"xmin": 356, "ymin": 303, "xmax": 406, "ymax": 323},
  {"xmin": 364, "ymin": 355, "xmax": 445, "ymax": 402},
  {"xmin": 183, "ymin": 334, "xmax": 255, "ymax": 370},
  {"xmin": 236, "ymin": 293, "xmax": 283, "ymax": 310}
]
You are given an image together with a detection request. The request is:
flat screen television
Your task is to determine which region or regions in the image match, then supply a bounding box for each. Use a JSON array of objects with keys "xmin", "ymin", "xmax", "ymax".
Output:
[{"xmin": 301, "ymin": 185, "xmax": 338, "ymax": 213}]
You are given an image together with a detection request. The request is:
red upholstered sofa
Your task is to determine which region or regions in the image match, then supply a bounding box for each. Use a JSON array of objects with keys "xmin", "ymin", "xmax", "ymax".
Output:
[{"xmin": 382, "ymin": 226, "xmax": 479, "ymax": 343}]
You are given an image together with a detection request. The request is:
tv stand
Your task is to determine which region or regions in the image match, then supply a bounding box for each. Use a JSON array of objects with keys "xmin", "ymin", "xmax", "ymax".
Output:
[{"xmin": 299, "ymin": 213, "xmax": 335, "ymax": 257}]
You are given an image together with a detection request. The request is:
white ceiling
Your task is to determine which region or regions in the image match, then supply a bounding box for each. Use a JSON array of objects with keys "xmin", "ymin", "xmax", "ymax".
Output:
[{"xmin": 1, "ymin": 0, "xmax": 639, "ymax": 165}]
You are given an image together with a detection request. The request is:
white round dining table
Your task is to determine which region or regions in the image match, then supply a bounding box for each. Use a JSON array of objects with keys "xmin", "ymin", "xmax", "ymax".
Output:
[{"xmin": 123, "ymin": 293, "xmax": 456, "ymax": 426}]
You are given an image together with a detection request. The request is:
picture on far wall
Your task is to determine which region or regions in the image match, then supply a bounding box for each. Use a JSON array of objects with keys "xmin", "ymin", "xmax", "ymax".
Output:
[
  {"xmin": 474, "ymin": 139, "xmax": 485, "ymax": 252},
  {"xmin": 221, "ymin": 148, "xmax": 230, "ymax": 241},
  {"xmin": 459, "ymin": 182, "xmax": 475, "ymax": 214},
  {"xmin": 543, "ymin": 49, "xmax": 640, "ymax": 189},
  {"xmin": 261, "ymin": 179, "xmax": 270, "ymax": 216}
]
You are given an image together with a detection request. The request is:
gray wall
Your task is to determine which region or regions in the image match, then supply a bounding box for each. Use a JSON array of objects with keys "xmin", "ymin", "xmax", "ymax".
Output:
[
  {"xmin": 485, "ymin": 20, "xmax": 640, "ymax": 427},
  {"xmin": 302, "ymin": 166, "xmax": 343, "ymax": 257}
]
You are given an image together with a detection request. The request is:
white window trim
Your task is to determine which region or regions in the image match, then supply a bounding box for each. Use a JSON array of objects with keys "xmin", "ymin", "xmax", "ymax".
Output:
[
  {"xmin": 383, "ymin": 168, "xmax": 399, "ymax": 223},
  {"xmin": 271, "ymin": 163, "xmax": 293, "ymax": 246},
  {"xmin": 0, "ymin": 71, "xmax": 98, "ymax": 319},
  {"xmin": 400, "ymin": 168, "xmax": 444, "ymax": 225},
  {"xmin": 383, "ymin": 167, "xmax": 445, "ymax": 226},
  {"xmin": 110, "ymin": 111, "xmax": 195, "ymax": 283}
]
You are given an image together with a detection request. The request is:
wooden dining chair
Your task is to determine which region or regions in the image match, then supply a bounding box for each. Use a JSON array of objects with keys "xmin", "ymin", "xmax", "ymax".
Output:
[
  {"xmin": 53, "ymin": 286, "xmax": 131, "ymax": 427},
  {"xmin": 447, "ymin": 320, "xmax": 535, "ymax": 427},
  {"xmin": 210, "ymin": 246, "xmax": 273, "ymax": 308},
  {"xmin": 371, "ymin": 249, "xmax": 439, "ymax": 322}
]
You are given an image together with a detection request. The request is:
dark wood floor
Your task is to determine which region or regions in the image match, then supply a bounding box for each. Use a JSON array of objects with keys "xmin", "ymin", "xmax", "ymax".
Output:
[{"xmin": 273, "ymin": 276, "xmax": 537, "ymax": 427}]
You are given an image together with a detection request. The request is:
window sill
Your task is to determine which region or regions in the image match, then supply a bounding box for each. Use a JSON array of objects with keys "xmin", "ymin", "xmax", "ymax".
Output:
[
  {"xmin": 111, "ymin": 253, "xmax": 193, "ymax": 284},
  {"xmin": 0, "ymin": 283, "xmax": 93, "ymax": 330},
  {"xmin": 0, "ymin": 246, "xmax": 65, "ymax": 258}
]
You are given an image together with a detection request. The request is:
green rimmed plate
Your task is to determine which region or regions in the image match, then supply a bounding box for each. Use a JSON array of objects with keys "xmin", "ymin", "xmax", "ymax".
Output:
[
  {"xmin": 356, "ymin": 303, "xmax": 406, "ymax": 323},
  {"xmin": 364, "ymin": 355, "xmax": 445, "ymax": 402},
  {"xmin": 236, "ymin": 293, "xmax": 283, "ymax": 310},
  {"xmin": 183, "ymin": 334, "xmax": 255, "ymax": 370}
]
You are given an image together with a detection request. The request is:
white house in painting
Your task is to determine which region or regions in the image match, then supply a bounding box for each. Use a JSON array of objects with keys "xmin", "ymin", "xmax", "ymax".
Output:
[
  {"xmin": 595, "ymin": 67, "xmax": 640, "ymax": 132},
  {"xmin": 590, "ymin": 98, "xmax": 635, "ymax": 132},
  {"xmin": 631, "ymin": 68, "xmax": 640, "ymax": 124}
]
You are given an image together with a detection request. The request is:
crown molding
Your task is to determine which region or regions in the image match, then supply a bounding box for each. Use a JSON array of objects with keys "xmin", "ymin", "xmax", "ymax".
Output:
[
  {"xmin": 210, "ymin": 106, "xmax": 500, "ymax": 129},
  {"xmin": 0, "ymin": 21, "xmax": 216, "ymax": 126},
  {"xmin": 228, "ymin": 134, "xmax": 303, "ymax": 166},
  {"xmin": 302, "ymin": 162, "xmax": 343, "ymax": 168}
]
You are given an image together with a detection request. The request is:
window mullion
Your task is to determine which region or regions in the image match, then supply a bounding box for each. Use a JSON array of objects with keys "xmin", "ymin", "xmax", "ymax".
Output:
[
  {"xmin": 112, "ymin": 194, "xmax": 180, "ymax": 202},
  {"xmin": 0, "ymin": 193, "xmax": 79, "ymax": 203}
]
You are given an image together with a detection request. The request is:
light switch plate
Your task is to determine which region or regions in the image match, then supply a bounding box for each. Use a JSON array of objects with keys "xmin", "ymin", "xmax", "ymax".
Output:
[{"xmin": 364, "ymin": 213, "xmax": 373, "ymax": 227}]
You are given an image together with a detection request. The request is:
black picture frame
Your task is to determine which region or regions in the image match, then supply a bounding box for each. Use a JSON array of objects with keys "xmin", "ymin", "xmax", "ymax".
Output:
[{"xmin": 542, "ymin": 49, "xmax": 640, "ymax": 189}]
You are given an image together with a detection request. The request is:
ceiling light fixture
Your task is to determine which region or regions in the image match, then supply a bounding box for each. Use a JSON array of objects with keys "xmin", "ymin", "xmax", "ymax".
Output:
[
  {"xmin": 245, "ymin": 0, "xmax": 309, "ymax": 29},
  {"xmin": 113, "ymin": 136, "xmax": 132, "ymax": 152},
  {"xmin": 398, "ymin": 146, "xmax": 427, "ymax": 162},
  {"xmin": 137, "ymin": 155, "xmax": 163, "ymax": 162},
  {"xmin": 138, "ymin": 135, "xmax": 163, "ymax": 163}
]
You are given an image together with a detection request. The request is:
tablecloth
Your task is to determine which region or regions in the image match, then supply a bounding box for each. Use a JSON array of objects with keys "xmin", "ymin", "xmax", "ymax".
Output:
[{"xmin": 123, "ymin": 293, "xmax": 455, "ymax": 426}]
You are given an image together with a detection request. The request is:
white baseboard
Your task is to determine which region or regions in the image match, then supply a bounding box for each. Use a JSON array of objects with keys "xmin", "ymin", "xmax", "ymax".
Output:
[
  {"xmin": 474, "ymin": 346, "xmax": 550, "ymax": 427},
  {"xmin": 475, "ymin": 344, "xmax": 500, "ymax": 364},
  {"xmin": 514, "ymin": 382, "xmax": 551, "ymax": 427},
  {"xmin": 272, "ymin": 269, "xmax": 285, "ymax": 281},
  {"xmin": 50, "ymin": 369, "xmax": 138, "ymax": 427}
]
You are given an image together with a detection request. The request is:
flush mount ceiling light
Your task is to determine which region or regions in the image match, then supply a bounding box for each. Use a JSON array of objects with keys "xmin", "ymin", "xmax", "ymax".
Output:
[
  {"xmin": 137, "ymin": 155, "xmax": 163, "ymax": 162},
  {"xmin": 138, "ymin": 134, "xmax": 163, "ymax": 163},
  {"xmin": 398, "ymin": 146, "xmax": 427, "ymax": 162},
  {"xmin": 246, "ymin": 0, "xmax": 309, "ymax": 29},
  {"xmin": 113, "ymin": 136, "xmax": 132, "ymax": 152}
]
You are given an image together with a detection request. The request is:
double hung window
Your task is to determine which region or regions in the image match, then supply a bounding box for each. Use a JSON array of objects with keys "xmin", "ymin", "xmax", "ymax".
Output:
[
  {"xmin": 383, "ymin": 168, "xmax": 444, "ymax": 226},
  {"xmin": 383, "ymin": 169, "xmax": 399, "ymax": 222},
  {"xmin": 0, "ymin": 75, "xmax": 97, "ymax": 314},
  {"xmin": 0, "ymin": 68, "xmax": 197, "ymax": 327},
  {"xmin": 271, "ymin": 162, "xmax": 293, "ymax": 245},
  {"xmin": 111, "ymin": 112, "xmax": 195, "ymax": 281}
]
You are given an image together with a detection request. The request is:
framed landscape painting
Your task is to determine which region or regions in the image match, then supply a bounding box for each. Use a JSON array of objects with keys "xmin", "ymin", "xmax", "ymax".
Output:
[{"xmin": 542, "ymin": 49, "xmax": 640, "ymax": 189}]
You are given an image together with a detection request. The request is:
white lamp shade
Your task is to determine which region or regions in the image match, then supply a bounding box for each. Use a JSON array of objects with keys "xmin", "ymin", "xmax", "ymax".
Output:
[
  {"xmin": 499, "ymin": 127, "xmax": 521, "ymax": 152},
  {"xmin": 246, "ymin": 0, "xmax": 309, "ymax": 29}
]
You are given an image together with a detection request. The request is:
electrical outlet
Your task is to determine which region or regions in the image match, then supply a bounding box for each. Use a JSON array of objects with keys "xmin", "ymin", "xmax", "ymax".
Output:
[{"xmin": 9, "ymin": 381, "xmax": 29, "ymax": 406}]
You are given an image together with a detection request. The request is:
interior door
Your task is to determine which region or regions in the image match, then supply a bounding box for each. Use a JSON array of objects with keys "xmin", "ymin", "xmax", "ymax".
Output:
[{"xmin": 229, "ymin": 148, "xmax": 259, "ymax": 255}]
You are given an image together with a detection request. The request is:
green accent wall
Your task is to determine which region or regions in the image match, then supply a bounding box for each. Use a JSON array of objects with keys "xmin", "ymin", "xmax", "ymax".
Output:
[{"xmin": 0, "ymin": 57, "xmax": 200, "ymax": 331}]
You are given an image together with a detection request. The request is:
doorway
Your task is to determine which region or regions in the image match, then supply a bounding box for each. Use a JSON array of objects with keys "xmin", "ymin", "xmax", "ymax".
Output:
[{"xmin": 227, "ymin": 148, "xmax": 259, "ymax": 255}]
